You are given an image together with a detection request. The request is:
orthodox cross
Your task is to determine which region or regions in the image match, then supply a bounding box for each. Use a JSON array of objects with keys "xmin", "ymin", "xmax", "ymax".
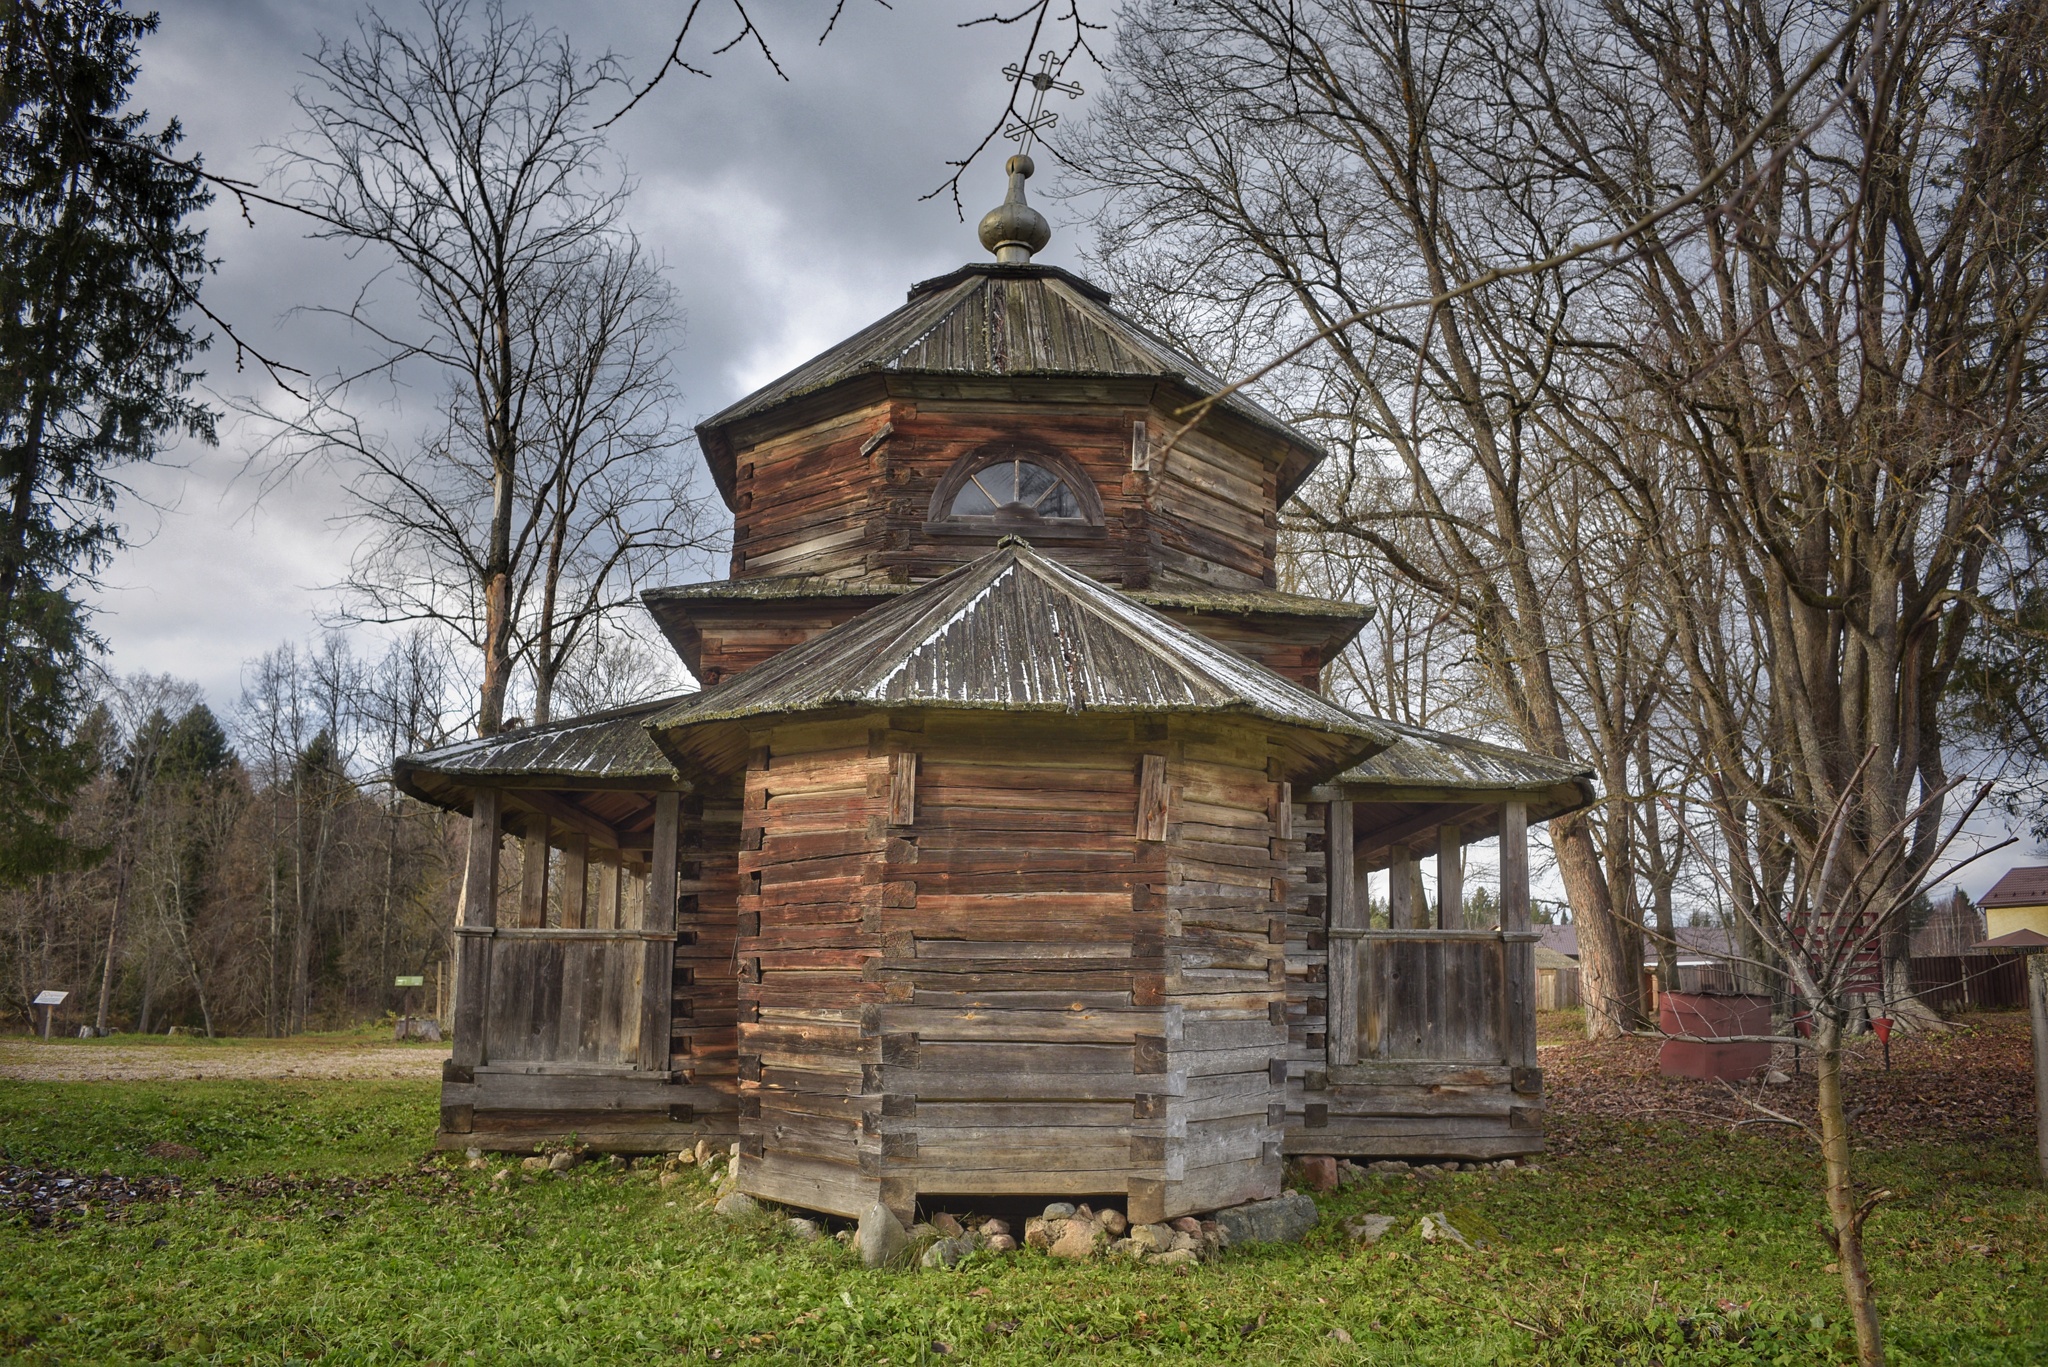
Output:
[{"xmin": 1002, "ymin": 52, "xmax": 1084, "ymax": 156}]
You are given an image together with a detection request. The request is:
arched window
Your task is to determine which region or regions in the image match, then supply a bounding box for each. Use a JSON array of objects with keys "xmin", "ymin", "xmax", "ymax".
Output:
[
  {"xmin": 929, "ymin": 444, "xmax": 1103, "ymax": 536},
  {"xmin": 950, "ymin": 458, "xmax": 1085, "ymax": 520}
]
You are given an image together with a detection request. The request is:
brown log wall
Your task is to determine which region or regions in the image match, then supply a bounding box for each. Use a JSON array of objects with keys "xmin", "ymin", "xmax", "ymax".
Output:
[{"xmin": 726, "ymin": 395, "xmax": 1278, "ymax": 592}]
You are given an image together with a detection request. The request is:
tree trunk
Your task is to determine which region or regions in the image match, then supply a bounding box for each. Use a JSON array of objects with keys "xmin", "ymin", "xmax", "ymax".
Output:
[
  {"xmin": 94, "ymin": 853, "xmax": 129, "ymax": 1034},
  {"xmin": 1554, "ymin": 815, "xmax": 1638, "ymax": 1038},
  {"xmin": 1816, "ymin": 1019, "xmax": 1886, "ymax": 1366}
]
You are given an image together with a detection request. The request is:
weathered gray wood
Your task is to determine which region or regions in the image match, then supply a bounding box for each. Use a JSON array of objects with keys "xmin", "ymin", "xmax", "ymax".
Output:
[
  {"xmin": 1137, "ymin": 753, "xmax": 1168, "ymax": 841},
  {"xmin": 560, "ymin": 833, "xmax": 589, "ymax": 930},
  {"xmin": 1358, "ymin": 935, "xmax": 1508, "ymax": 1064},
  {"xmin": 624, "ymin": 865, "xmax": 647, "ymax": 928},
  {"xmin": 1500, "ymin": 799, "xmax": 1536, "ymax": 1071},
  {"xmin": 452, "ymin": 788, "xmax": 501, "ymax": 1071},
  {"xmin": 594, "ymin": 853, "xmax": 621, "ymax": 931},
  {"xmin": 1325, "ymin": 800, "xmax": 1359, "ymax": 1067},
  {"xmin": 1437, "ymin": 823, "xmax": 1462, "ymax": 929},
  {"xmin": 640, "ymin": 791, "xmax": 682, "ymax": 1073},
  {"xmin": 1325, "ymin": 1061, "xmax": 1517, "ymax": 1088},
  {"xmin": 889, "ymin": 751, "xmax": 917, "ymax": 826},
  {"xmin": 1388, "ymin": 847, "xmax": 1416, "ymax": 929},
  {"xmin": 519, "ymin": 817, "xmax": 551, "ymax": 928},
  {"xmin": 1501, "ymin": 800, "xmax": 1529, "ymax": 931}
]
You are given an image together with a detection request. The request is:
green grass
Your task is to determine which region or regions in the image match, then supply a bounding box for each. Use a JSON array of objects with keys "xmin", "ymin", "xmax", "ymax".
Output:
[{"xmin": 0, "ymin": 1081, "xmax": 2040, "ymax": 1363}]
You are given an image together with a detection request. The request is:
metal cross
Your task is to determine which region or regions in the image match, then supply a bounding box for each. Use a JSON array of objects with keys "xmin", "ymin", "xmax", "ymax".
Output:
[{"xmin": 1001, "ymin": 51, "xmax": 1084, "ymax": 156}]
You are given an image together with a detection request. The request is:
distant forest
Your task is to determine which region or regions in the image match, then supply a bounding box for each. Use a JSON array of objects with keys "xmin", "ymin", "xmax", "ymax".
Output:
[{"xmin": 2, "ymin": 637, "xmax": 463, "ymax": 1036}]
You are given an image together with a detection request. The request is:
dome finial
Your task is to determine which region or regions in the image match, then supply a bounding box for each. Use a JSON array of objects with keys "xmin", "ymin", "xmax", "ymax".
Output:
[
  {"xmin": 979, "ymin": 53, "xmax": 1082, "ymax": 265},
  {"xmin": 979, "ymin": 154, "xmax": 1051, "ymax": 264}
]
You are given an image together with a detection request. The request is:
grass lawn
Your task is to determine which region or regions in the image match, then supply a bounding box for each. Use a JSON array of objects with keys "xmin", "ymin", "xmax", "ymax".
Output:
[{"xmin": 0, "ymin": 1017, "xmax": 2039, "ymax": 1364}]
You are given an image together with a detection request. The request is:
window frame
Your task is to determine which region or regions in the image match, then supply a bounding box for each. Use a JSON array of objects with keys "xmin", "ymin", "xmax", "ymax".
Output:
[{"xmin": 924, "ymin": 442, "xmax": 1106, "ymax": 541}]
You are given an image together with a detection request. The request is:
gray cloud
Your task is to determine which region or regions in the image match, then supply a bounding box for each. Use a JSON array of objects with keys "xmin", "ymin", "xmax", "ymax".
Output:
[{"xmin": 104, "ymin": 0, "xmax": 1091, "ymax": 710}]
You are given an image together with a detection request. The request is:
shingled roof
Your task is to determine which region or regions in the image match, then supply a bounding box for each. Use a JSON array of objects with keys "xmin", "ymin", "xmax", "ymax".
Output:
[
  {"xmin": 694, "ymin": 263, "xmax": 1325, "ymax": 506},
  {"xmin": 1332, "ymin": 719, "xmax": 1594, "ymax": 812},
  {"xmin": 394, "ymin": 695, "xmax": 686, "ymax": 807},
  {"xmin": 646, "ymin": 539, "xmax": 1389, "ymax": 776}
]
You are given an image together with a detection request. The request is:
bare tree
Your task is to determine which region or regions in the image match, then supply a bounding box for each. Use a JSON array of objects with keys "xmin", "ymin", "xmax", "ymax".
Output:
[
  {"xmin": 236, "ymin": 638, "xmax": 362, "ymax": 1034},
  {"xmin": 1679, "ymin": 770, "xmax": 2001, "ymax": 1367},
  {"xmin": 1518, "ymin": 0, "xmax": 2048, "ymax": 1026},
  {"xmin": 270, "ymin": 0, "xmax": 632, "ymax": 736},
  {"xmin": 1072, "ymin": 0, "xmax": 1656, "ymax": 1033}
]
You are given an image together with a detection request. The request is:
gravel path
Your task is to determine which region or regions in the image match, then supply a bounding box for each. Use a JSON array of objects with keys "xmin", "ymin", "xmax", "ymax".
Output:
[{"xmin": 0, "ymin": 1038, "xmax": 447, "ymax": 1082}]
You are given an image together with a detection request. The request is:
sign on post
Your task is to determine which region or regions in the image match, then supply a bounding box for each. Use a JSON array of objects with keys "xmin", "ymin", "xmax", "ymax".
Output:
[
  {"xmin": 33, "ymin": 989, "xmax": 67, "ymax": 1041},
  {"xmin": 394, "ymin": 975, "xmax": 424, "ymax": 988}
]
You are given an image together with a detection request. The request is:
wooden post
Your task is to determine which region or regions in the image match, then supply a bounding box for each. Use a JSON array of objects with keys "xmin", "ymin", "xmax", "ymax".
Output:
[
  {"xmin": 625, "ymin": 865, "xmax": 647, "ymax": 926},
  {"xmin": 1437, "ymin": 823, "xmax": 1463, "ymax": 929},
  {"xmin": 519, "ymin": 816, "xmax": 551, "ymax": 928},
  {"xmin": 594, "ymin": 853, "xmax": 621, "ymax": 931},
  {"xmin": 889, "ymin": 751, "xmax": 917, "ymax": 826},
  {"xmin": 639, "ymin": 791, "xmax": 682, "ymax": 1072},
  {"xmin": 1500, "ymin": 799, "xmax": 1535, "ymax": 1069},
  {"xmin": 2029, "ymin": 952, "xmax": 2048, "ymax": 1186},
  {"xmin": 1500, "ymin": 801, "xmax": 1529, "ymax": 931},
  {"xmin": 560, "ymin": 833, "xmax": 589, "ymax": 930},
  {"xmin": 1136, "ymin": 754, "xmax": 1168, "ymax": 841},
  {"xmin": 1326, "ymin": 801, "xmax": 1359, "ymax": 1066},
  {"xmin": 452, "ymin": 787, "xmax": 501, "ymax": 1070},
  {"xmin": 1388, "ymin": 847, "xmax": 1416, "ymax": 929}
]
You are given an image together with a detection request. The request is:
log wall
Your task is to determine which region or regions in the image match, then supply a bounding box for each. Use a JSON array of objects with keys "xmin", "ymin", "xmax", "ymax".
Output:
[
  {"xmin": 1144, "ymin": 726, "xmax": 1290, "ymax": 1219},
  {"xmin": 726, "ymin": 393, "xmax": 1282, "ymax": 592},
  {"xmin": 730, "ymin": 711, "xmax": 1293, "ymax": 1223},
  {"xmin": 734, "ymin": 717, "xmax": 890, "ymax": 1217}
]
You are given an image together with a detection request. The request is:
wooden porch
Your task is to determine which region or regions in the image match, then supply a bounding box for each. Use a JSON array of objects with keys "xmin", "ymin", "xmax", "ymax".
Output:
[{"xmin": 429, "ymin": 776, "xmax": 744, "ymax": 1154}]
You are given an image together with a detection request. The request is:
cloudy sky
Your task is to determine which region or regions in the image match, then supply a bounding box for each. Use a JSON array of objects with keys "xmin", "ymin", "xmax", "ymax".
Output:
[
  {"xmin": 104, "ymin": 0, "xmax": 2037, "ymax": 899},
  {"xmin": 113, "ymin": 0, "xmax": 1091, "ymax": 708}
]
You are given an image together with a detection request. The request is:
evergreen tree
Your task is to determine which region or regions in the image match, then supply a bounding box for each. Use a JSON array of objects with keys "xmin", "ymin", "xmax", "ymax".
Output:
[{"xmin": 0, "ymin": 1, "xmax": 215, "ymax": 883}]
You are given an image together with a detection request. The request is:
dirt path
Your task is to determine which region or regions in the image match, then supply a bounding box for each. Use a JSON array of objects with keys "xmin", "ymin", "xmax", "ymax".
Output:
[{"xmin": 0, "ymin": 1037, "xmax": 447, "ymax": 1082}]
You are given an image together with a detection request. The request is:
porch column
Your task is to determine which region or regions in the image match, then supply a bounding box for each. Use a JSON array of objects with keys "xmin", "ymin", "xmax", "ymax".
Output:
[
  {"xmin": 1500, "ymin": 801, "xmax": 1529, "ymax": 930},
  {"xmin": 1388, "ymin": 847, "xmax": 1417, "ymax": 928},
  {"xmin": 1500, "ymin": 799, "xmax": 1536, "ymax": 1068},
  {"xmin": 1326, "ymin": 801, "xmax": 1358, "ymax": 1066},
  {"xmin": 638, "ymin": 791, "xmax": 682, "ymax": 1072},
  {"xmin": 452, "ymin": 787, "xmax": 501, "ymax": 1072},
  {"xmin": 519, "ymin": 815, "xmax": 551, "ymax": 928},
  {"xmin": 1437, "ymin": 823, "xmax": 1464, "ymax": 929},
  {"xmin": 593, "ymin": 852, "xmax": 622, "ymax": 930},
  {"xmin": 559, "ymin": 833, "xmax": 589, "ymax": 929}
]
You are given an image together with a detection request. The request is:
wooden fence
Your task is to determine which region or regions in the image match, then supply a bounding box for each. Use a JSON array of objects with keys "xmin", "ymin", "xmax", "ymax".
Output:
[{"xmin": 1908, "ymin": 955, "xmax": 2026, "ymax": 1011}]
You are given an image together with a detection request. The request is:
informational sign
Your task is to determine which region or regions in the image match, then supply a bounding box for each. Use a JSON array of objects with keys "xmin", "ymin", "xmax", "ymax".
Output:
[
  {"xmin": 394, "ymin": 975, "xmax": 424, "ymax": 988},
  {"xmin": 33, "ymin": 990, "xmax": 67, "ymax": 1006}
]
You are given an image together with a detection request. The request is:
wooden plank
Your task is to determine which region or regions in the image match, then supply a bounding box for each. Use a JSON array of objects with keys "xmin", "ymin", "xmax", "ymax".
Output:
[
  {"xmin": 1137, "ymin": 754, "xmax": 1168, "ymax": 841},
  {"xmin": 452, "ymin": 787, "xmax": 501, "ymax": 1071},
  {"xmin": 640, "ymin": 792, "xmax": 682, "ymax": 1072},
  {"xmin": 1437, "ymin": 823, "xmax": 1462, "ymax": 930},
  {"xmin": 1501, "ymin": 801, "xmax": 1534, "ymax": 1070},
  {"xmin": 593, "ymin": 853, "xmax": 621, "ymax": 931},
  {"xmin": 519, "ymin": 817, "xmax": 551, "ymax": 929},
  {"xmin": 1388, "ymin": 846, "xmax": 1415, "ymax": 930},
  {"xmin": 1500, "ymin": 800, "xmax": 1529, "ymax": 930},
  {"xmin": 1324, "ymin": 800, "xmax": 1358, "ymax": 1068},
  {"xmin": 560, "ymin": 833, "xmax": 589, "ymax": 930},
  {"xmin": 889, "ymin": 751, "xmax": 917, "ymax": 826}
]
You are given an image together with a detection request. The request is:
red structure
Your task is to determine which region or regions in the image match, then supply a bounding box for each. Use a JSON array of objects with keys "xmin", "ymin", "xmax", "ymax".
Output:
[{"xmin": 1658, "ymin": 992, "xmax": 1771, "ymax": 1082}]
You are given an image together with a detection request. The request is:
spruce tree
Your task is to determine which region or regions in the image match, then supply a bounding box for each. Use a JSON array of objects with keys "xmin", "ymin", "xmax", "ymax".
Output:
[{"xmin": 0, "ymin": 1, "xmax": 215, "ymax": 882}]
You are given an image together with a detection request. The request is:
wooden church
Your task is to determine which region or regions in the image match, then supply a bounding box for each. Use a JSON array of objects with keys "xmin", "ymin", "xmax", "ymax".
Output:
[{"xmin": 396, "ymin": 154, "xmax": 1593, "ymax": 1226}]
